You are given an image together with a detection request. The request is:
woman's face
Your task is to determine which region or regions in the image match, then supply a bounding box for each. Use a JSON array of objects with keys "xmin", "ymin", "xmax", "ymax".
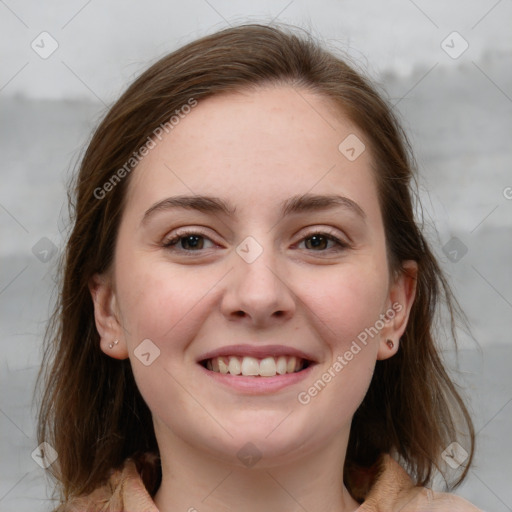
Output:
[{"xmin": 92, "ymin": 85, "xmax": 416, "ymax": 467}]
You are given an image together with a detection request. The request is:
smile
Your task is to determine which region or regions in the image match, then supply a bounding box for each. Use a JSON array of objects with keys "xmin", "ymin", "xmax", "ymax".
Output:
[{"xmin": 201, "ymin": 355, "xmax": 310, "ymax": 377}]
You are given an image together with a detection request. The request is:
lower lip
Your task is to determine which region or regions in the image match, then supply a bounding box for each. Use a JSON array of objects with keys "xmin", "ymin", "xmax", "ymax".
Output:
[{"xmin": 198, "ymin": 364, "xmax": 315, "ymax": 394}]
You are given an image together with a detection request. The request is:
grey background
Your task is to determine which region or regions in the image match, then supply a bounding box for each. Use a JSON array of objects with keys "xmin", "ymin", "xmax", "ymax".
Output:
[{"xmin": 1, "ymin": 1, "xmax": 511, "ymax": 510}]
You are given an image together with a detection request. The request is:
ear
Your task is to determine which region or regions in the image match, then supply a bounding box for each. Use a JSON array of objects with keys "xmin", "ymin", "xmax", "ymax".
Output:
[
  {"xmin": 89, "ymin": 273, "xmax": 129, "ymax": 360},
  {"xmin": 377, "ymin": 260, "xmax": 418, "ymax": 361}
]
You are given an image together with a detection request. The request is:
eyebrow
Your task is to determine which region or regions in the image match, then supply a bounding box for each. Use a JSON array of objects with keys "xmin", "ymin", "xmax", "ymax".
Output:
[{"xmin": 141, "ymin": 193, "xmax": 366, "ymax": 225}]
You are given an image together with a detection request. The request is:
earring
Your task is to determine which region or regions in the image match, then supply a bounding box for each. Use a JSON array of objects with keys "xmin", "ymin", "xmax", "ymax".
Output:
[
  {"xmin": 386, "ymin": 339, "xmax": 394, "ymax": 349},
  {"xmin": 108, "ymin": 339, "xmax": 119, "ymax": 349}
]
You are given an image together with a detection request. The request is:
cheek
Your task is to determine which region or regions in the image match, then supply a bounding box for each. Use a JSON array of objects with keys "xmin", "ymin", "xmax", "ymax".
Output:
[
  {"xmin": 291, "ymin": 259, "xmax": 387, "ymax": 412},
  {"xmin": 113, "ymin": 258, "xmax": 211, "ymax": 419},
  {"xmin": 114, "ymin": 256, "xmax": 208, "ymax": 350},
  {"xmin": 299, "ymin": 259, "xmax": 388, "ymax": 350},
  {"xmin": 295, "ymin": 270, "xmax": 382, "ymax": 423}
]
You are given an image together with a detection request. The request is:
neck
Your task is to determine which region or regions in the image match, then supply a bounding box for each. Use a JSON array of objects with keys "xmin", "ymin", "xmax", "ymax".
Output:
[{"xmin": 153, "ymin": 427, "xmax": 360, "ymax": 512}]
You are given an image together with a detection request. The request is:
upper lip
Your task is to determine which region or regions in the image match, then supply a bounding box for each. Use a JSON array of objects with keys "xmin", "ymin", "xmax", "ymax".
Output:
[{"xmin": 197, "ymin": 344, "xmax": 318, "ymax": 363}]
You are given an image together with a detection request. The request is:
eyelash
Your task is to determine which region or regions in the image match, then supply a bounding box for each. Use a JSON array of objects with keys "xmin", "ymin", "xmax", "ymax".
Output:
[{"xmin": 162, "ymin": 229, "xmax": 350, "ymax": 254}]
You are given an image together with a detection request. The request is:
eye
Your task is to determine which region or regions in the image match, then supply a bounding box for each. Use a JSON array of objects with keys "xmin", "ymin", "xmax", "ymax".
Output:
[
  {"xmin": 162, "ymin": 229, "xmax": 349, "ymax": 254},
  {"xmin": 297, "ymin": 232, "xmax": 349, "ymax": 252},
  {"xmin": 162, "ymin": 230, "xmax": 216, "ymax": 252}
]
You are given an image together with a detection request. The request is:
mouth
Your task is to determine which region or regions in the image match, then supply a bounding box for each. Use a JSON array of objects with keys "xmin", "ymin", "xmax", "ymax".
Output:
[{"xmin": 200, "ymin": 355, "xmax": 313, "ymax": 377}]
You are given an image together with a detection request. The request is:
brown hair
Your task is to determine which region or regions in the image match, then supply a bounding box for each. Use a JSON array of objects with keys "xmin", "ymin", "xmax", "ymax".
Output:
[{"xmin": 37, "ymin": 23, "xmax": 475, "ymax": 504}]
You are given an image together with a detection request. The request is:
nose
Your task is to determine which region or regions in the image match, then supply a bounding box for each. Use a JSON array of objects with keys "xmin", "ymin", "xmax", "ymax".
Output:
[{"xmin": 220, "ymin": 245, "xmax": 296, "ymax": 327}]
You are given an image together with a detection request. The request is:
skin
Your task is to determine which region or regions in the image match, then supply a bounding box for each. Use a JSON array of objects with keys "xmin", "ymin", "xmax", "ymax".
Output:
[{"xmin": 90, "ymin": 85, "xmax": 417, "ymax": 512}]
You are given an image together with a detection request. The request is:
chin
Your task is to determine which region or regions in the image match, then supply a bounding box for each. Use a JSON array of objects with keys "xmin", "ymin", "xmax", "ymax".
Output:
[{"xmin": 198, "ymin": 415, "xmax": 316, "ymax": 467}]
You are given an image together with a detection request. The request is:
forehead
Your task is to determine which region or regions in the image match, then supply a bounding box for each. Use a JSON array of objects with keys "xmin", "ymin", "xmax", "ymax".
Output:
[{"xmin": 124, "ymin": 85, "xmax": 380, "ymax": 223}]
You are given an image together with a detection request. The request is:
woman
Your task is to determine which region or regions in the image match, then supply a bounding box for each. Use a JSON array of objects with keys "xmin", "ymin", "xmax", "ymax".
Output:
[{"xmin": 37, "ymin": 24, "xmax": 481, "ymax": 511}]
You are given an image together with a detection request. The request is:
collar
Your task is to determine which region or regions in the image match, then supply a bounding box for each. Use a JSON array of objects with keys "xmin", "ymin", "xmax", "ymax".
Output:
[{"xmin": 58, "ymin": 453, "xmax": 481, "ymax": 511}]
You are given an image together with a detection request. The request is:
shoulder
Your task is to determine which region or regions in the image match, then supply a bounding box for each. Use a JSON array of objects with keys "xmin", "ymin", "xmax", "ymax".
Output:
[
  {"xmin": 392, "ymin": 487, "xmax": 483, "ymax": 511},
  {"xmin": 418, "ymin": 489, "xmax": 483, "ymax": 511},
  {"xmin": 55, "ymin": 456, "xmax": 159, "ymax": 512},
  {"xmin": 358, "ymin": 454, "xmax": 483, "ymax": 512}
]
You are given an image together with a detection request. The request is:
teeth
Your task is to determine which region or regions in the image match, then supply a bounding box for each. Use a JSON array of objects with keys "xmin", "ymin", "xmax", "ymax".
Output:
[
  {"xmin": 206, "ymin": 355, "xmax": 307, "ymax": 377},
  {"xmin": 218, "ymin": 358, "xmax": 229, "ymax": 374},
  {"xmin": 228, "ymin": 357, "xmax": 241, "ymax": 375},
  {"xmin": 241, "ymin": 356, "xmax": 259, "ymax": 376},
  {"xmin": 259, "ymin": 357, "xmax": 277, "ymax": 377},
  {"xmin": 287, "ymin": 356, "xmax": 296, "ymax": 373},
  {"xmin": 276, "ymin": 356, "xmax": 287, "ymax": 375}
]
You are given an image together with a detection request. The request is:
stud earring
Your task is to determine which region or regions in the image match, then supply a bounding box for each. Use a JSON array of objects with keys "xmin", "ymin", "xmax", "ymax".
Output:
[
  {"xmin": 108, "ymin": 339, "xmax": 119, "ymax": 349},
  {"xmin": 386, "ymin": 339, "xmax": 394, "ymax": 349}
]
